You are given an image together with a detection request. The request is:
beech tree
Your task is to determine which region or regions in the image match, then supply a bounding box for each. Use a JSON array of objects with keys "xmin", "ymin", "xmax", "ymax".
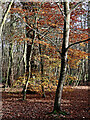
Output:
[
  {"xmin": 53, "ymin": 1, "xmax": 70, "ymax": 112},
  {"xmin": 53, "ymin": 0, "xmax": 90, "ymax": 113},
  {"xmin": 1, "ymin": 0, "xmax": 89, "ymax": 115}
]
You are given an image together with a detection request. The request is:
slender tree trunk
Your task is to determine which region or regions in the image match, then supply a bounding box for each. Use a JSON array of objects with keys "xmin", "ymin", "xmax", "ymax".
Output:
[
  {"xmin": 88, "ymin": 1, "xmax": 90, "ymax": 85},
  {"xmin": 23, "ymin": 41, "xmax": 34, "ymax": 100},
  {"xmin": 23, "ymin": 41, "xmax": 27, "ymax": 73},
  {"xmin": 38, "ymin": 32, "xmax": 46, "ymax": 97},
  {"xmin": 53, "ymin": 1, "xmax": 70, "ymax": 111},
  {"xmin": 23, "ymin": 41, "xmax": 27, "ymax": 81},
  {"xmin": 22, "ymin": 31, "xmax": 34, "ymax": 100},
  {"xmin": 39, "ymin": 43, "xmax": 46, "ymax": 98},
  {"xmin": 22, "ymin": 15, "xmax": 34, "ymax": 100},
  {"xmin": 16, "ymin": 44, "xmax": 20, "ymax": 77},
  {"xmin": 6, "ymin": 42, "xmax": 13, "ymax": 87},
  {"xmin": 0, "ymin": 0, "xmax": 14, "ymax": 34},
  {"xmin": 0, "ymin": 4, "xmax": 2, "ymax": 84},
  {"xmin": 5, "ymin": 12, "xmax": 14, "ymax": 88},
  {"xmin": 23, "ymin": 12, "xmax": 37, "ymax": 100}
]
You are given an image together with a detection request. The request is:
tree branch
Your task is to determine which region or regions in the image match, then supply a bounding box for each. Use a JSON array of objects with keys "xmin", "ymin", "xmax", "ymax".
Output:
[
  {"xmin": 65, "ymin": 38, "xmax": 90, "ymax": 52},
  {"xmin": 69, "ymin": 0, "xmax": 86, "ymax": 14},
  {"xmin": 55, "ymin": 2, "xmax": 65, "ymax": 17},
  {"xmin": 0, "ymin": 0, "xmax": 14, "ymax": 34},
  {"xmin": 14, "ymin": 15, "xmax": 62, "ymax": 55}
]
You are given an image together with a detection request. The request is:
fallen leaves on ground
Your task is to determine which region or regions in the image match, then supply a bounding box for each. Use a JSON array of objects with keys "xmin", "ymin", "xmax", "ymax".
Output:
[{"xmin": 1, "ymin": 86, "xmax": 90, "ymax": 120}]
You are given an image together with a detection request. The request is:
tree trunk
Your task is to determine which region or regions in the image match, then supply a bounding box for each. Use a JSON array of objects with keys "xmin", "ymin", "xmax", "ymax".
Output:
[
  {"xmin": 23, "ymin": 41, "xmax": 27, "ymax": 74},
  {"xmin": 5, "ymin": 12, "xmax": 14, "ymax": 88},
  {"xmin": 22, "ymin": 10, "xmax": 37, "ymax": 99},
  {"xmin": 0, "ymin": 0, "xmax": 14, "ymax": 34},
  {"xmin": 39, "ymin": 43, "xmax": 46, "ymax": 98},
  {"xmin": 22, "ymin": 29, "xmax": 34, "ymax": 100},
  {"xmin": 53, "ymin": 1, "xmax": 70, "ymax": 111},
  {"xmin": 0, "ymin": 5, "xmax": 2, "ymax": 84},
  {"xmin": 88, "ymin": 1, "xmax": 90, "ymax": 85},
  {"xmin": 6, "ymin": 42, "xmax": 13, "ymax": 87}
]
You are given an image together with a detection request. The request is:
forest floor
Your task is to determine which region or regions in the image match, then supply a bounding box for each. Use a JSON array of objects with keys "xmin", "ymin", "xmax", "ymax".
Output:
[{"xmin": 1, "ymin": 86, "xmax": 90, "ymax": 120}]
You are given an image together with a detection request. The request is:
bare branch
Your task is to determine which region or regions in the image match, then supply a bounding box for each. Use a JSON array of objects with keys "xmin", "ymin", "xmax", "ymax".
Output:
[
  {"xmin": 55, "ymin": 2, "xmax": 65, "ymax": 17},
  {"xmin": 69, "ymin": 0, "xmax": 86, "ymax": 14},
  {"xmin": 14, "ymin": 15, "xmax": 61, "ymax": 54},
  {"xmin": 65, "ymin": 38, "xmax": 90, "ymax": 52}
]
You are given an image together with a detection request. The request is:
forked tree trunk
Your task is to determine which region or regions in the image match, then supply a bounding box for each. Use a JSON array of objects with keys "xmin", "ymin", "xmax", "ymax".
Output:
[
  {"xmin": 53, "ymin": 1, "xmax": 70, "ymax": 111},
  {"xmin": 22, "ymin": 11, "xmax": 37, "ymax": 100},
  {"xmin": 22, "ymin": 30, "xmax": 34, "ymax": 100}
]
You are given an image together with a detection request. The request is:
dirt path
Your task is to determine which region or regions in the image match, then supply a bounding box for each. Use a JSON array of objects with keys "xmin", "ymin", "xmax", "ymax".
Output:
[{"xmin": 1, "ymin": 86, "xmax": 90, "ymax": 120}]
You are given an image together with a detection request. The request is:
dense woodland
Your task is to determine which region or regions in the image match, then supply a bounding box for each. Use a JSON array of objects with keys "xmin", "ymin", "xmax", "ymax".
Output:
[{"xmin": 0, "ymin": 0, "xmax": 90, "ymax": 119}]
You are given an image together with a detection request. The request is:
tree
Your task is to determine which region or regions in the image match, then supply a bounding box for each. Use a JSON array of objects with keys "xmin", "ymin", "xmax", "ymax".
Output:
[
  {"xmin": 22, "ymin": 2, "xmax": 40, "ymax": 100},
  {"xmin": 1, "ymin": 0, "xmax": 89, "ymax": 114},
  {"xmin": 88, "ymin": 1, "xmax": 90, "ymax": 85},
  {"xmin": 0, "ymin": 0, "xmax": 14, "ymax": 34},
  {"xmin": 0, "ymin": 1, "xmax": 14, "ymax": 89},
  {"xmin": 53, "ymin": 0, "xmax": 90, "ymax": 113},
  {"xmin": 53, "ymin": 0, "xmax": 70, "ymax": 112},
  {"xmin": 5, "ymin": 5, "xmax": 14, "ymax": 88},
  {"xmin": 0, "ymin": 0, "xmax": 14, "ymax": 86}
]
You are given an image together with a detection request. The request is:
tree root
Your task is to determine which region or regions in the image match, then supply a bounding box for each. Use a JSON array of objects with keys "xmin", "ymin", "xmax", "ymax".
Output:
[{"xmin": 46, "ymin": 110, "xmax": 70, "ymax": 116}]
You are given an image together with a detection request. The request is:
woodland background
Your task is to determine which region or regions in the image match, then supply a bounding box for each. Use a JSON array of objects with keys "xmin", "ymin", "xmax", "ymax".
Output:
[{"xmin": 0, "ymin": 1, "xmax": 89, "ymax": 119}]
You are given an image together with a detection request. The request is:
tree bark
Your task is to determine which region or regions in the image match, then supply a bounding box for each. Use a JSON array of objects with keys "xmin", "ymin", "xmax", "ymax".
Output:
[
  {"xmin": 22, "ymin": 25, "xmax": 35, "ymax": 100},
  {"xmin": 53, "ymin": 1, "xmax": 70, "ymax": 111},
  {"xmin": 0, "ymin": 0, "xmax": 14, "ymax": 34},
  {"xmin": 22, "ymin": 7, "xmax": 37, "ymax": 99},
  {"xmin": 39, "ymin": 43, "xmax": 46, "ymax": 98},
  {"xmin": 0, "ymin": 4, "xmax": 2, "ymax": 84},
  {"xmin": 88, "ymin": 1, "xmax": 90, "ymax": 85},
  {"xmin": 6, "ymin": 42, "xmax": 13, "ymax": 87},
  {"xmin": 5, "ymin": 11, "xmax": 14, "ymax": 88},
  {"xmin": 22, "ymin": 32, "xmax": 35, "ymax": 100}
]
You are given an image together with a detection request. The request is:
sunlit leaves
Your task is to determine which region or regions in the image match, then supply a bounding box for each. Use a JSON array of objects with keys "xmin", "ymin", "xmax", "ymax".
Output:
[
  {"xmin": 2, "ymin": 2, "xmax": 89, "ymax": 91},
  {"xmin": 68, "ymin": 48, "xmax": 88, "ymax": 68}
]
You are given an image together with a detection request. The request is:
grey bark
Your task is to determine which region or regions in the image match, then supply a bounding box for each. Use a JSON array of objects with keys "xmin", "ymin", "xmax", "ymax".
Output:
[
  {"xmin": 22, "ymin": 27, "xmax": 34, "ymax": 100},
  {"xmin": 6, "ymin": 42, "xmax": 13, "ymax": 87},
  {"xmin": 53, "ymin": 1, "xmax": 89, "ymax": 111},
  {"xmin": 23, "ymin": 14, "xmax": 37, "ymax": 100},
  {"xmin": 5, "ymin": 11, "xmax": 14, "ymax": 88},
  {"xmin": 0, "ymin": 4, "xmax": 2, "ymax": 84},
  {"xmin": 88, "ymin": 1, "xmax": 90, "ymax": 85},
  {"xmin": 39, "ymin": 43, "xmax": 46, "ymax": 98},
  {"xmin": 54, "ymin": 1, "xmax": 70, "ymax": 111},
  {"xmin": 0, "ymin": 0, "xmax": 14, "ymax": 34}
]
